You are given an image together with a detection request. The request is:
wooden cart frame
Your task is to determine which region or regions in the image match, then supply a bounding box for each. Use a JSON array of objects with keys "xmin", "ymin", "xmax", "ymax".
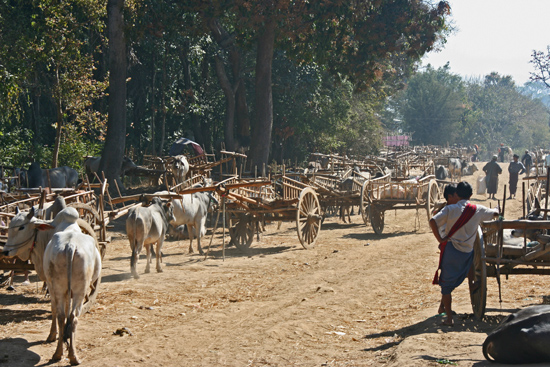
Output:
[
  {"xmin": 214, "ymin": 175, "xmax": 323, "ymax": 251},
  {"xmin": 360, "ymin": 173, "xmax": 440, "ymax": 234},
  {"xmin": 471, "ymin": 219, "xmax": 550, "ymax": 319}
]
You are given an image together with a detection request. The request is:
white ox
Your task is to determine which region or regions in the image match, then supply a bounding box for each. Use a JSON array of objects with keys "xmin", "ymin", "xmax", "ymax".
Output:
[
  {"xmin": 170, "ymin": 155, "xmax": 189, "ymax": 185},
  {"xmin": 3, "ymin": 206, "xmax": 101, "ymax": 365},
  {"xmin": 156, "ymin": 186, "xmax": 218, "ymax": 255},
  {"xmin": 126, "ymin": 197, "xmax": 175, "ymax": 279}
]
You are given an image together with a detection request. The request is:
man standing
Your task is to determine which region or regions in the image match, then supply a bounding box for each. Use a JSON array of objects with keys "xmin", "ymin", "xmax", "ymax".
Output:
[
  {"xmin": 521, "ymin": 150, "xmax": 533, "ymax": 177},
  {"xmin": 483, "ymin": 155, "xmax": 502, "ymax": 200},
  {"xmin": 429, "ymin": 182, "xmax": 499, "ymax": 326},
  {"xmin": 508, "ymin": 154, "xmax": 526, "ymax": 199}
]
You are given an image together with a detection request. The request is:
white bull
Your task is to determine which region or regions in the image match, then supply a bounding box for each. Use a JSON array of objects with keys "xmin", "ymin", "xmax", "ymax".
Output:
[
  {"xmin": 126, "ymin": 197, "xmax": 175, "ymax": 279},
  {"xmin": 3, "ymin": 206, "xmax": 101, "ymax": 365},
  {"xmin": 43, "ymin": 208, "xmax": 101, "ymax": 365},
  {"xmin": 156, "ymin": 186, "xmax": 218, "ymax": 255},
  {"xmin": 170, "ymin": 155, "xmax": 189, "ymax": 185}
]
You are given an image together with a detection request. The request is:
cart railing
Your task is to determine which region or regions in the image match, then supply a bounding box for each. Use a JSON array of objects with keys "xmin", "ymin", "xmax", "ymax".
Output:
[
  {"xmin": 367, "ymin": 174, "xmax": 434, "ymax": 202},
  {"xmin": 282, "ymin": 176, "xmax": 310, "ymax": 201},
  {"xmin": 481, "ymin": 219, "xmax": 550, "ymax": 266}
]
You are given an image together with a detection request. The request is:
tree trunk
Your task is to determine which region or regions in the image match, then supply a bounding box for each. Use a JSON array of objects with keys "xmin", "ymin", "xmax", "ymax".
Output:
[
  {"xmin": 208, "ymin": 18, "xmax": 250, "ymax": 151},
  {"xmin": 215, "ymin": 55, "xmax": 236, "ymax": 152},
  {"xmin": 180, "ymin": 43, "xmax": 205, "ymax": 146},
  {"xmin": 52, "ymin": 97, "xmax": 63, "ymax": 168},
  {"xmin": 150, "ymin": 54, "xmax": 156, "ymax": 156},
  {"xmin": 101, "ymin": 0, "xmax": 127, "ymax": 191},
  {"xmin": 250, "ymin": 19, "xmax": 275, "ymax": 171},
  {"xmin": 159, "ymin": 45, "xmax": 167, "ymax": 155}
]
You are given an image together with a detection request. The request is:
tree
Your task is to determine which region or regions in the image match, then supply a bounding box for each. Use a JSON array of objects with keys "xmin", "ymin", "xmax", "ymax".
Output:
[
  {"xmin": 395, "ymin": 65, "xmax": 467, "ymax": 145},
  {"xmin": 192, "ymin": 0, "xmax": 450, "ymax": 169},
  {"xmin": 467, "ymin": 73, "xmax": 550, "ymax": 155},
  {"xmin": 0, "ymin": 0, "xmax": 107, "ymax": 168},
  {"xmin": 99, "ymin": 0, "xmax": 126, "ymax": 189},
  {"xmin": 530, "ymin": 46, "xmax": 550, "ymax": 89}
]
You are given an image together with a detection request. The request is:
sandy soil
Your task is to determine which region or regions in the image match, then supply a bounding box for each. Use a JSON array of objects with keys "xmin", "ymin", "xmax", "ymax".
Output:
[{"xmin": 1, "ymin": 161, "xmax": 549, "ymax": 367}]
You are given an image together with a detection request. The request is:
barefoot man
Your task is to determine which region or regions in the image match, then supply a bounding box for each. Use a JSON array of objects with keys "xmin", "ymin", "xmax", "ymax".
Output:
[{"xmin": 429, "ymin": 182, "xmax": 499, "ymax": 326}]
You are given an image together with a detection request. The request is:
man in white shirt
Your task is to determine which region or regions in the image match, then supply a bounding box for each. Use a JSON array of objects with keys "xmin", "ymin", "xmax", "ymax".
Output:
[{"xmin": 429, "ymin": 181, "xmax": 499, "ymax": 326}]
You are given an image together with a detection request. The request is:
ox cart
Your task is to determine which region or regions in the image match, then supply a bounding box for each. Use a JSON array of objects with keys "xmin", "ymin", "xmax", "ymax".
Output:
[
  {"xmin": 361, "ymin": 173, "xmax": 440, "ymax": 234},
  {"xmin": 0, "ymin": 184, "xmax": 110, "ymax": 312},
  {"xmin": 300, "ymin": 169, "xmax": 370, "ymax": 225},
  {"xmin": 223, "ymin": 175, "xmax": 322, "ymax": 250},
  {"xmin": 172, "ymin": 175, "xmax": 322, "ymax": 252},
  {"xmin": 471, "ymin": 218, "xmax": 550, "ymax": 319}
]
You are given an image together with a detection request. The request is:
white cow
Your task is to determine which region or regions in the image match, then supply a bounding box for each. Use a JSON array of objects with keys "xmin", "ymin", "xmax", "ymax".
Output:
[
  {"xmin": 3, "ymin": 206, "xmax": 101, "ymax": 365},
  {"xmin": 126, "ymin": 197, "xmax": 175, "ymax": 279},
  {"xmin": 156, "ymin": 186, "xmax": 218, "ymax": 255},
  {"xmin": 170, "ymin": 155, "xmax": 189, "ymax": 185},
  {"xmin": 43, "ymin": 208, "xmax": 101, "ymax": 365}
]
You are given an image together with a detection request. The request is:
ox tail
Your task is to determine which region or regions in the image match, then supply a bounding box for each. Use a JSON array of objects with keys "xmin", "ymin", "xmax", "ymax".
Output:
[{"xmin": 63, "ymin": 244, "xmax": 77, "ymax": 346}]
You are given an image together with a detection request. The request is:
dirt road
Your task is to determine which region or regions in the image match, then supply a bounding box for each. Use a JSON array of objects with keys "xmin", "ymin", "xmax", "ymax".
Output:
[{"xmin": 1, "ymin": 161, "xmax": 548, "ymax": 366}]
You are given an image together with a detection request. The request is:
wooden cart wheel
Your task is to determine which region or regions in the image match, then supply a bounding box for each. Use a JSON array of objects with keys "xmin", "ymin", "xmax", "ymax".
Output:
[
  {"xmin": 229, "ymin": 214, "xmax": 255, "ymax": 251},
  {"xmin": 68, "ymin": 203, "xmax": 100, "ymax": 235},
  {"xmin": 360, "ymin": 180, "xmax": 370, "ymax": 226},
  {"xmin": 470, "ymin": 233, "xmax": 487, "ymax": 320},
  {"xmin": 369, "ymin": 204, "xmax": 385, "ymax": 234},
  {"xmin": 296, "ymin": 187, "xmax": 322, "ymax": 249},
  {"xmin": 425, "ymin": 179, "xmax": 440, "ymax": 220},
  {"xmin": 76, "ymin": 218, "xmax": 102, "ymax": 314}
]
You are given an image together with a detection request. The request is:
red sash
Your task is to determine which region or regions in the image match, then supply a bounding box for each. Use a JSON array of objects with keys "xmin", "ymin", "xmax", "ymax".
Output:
[{"xmin": 433, "ymin": 203, "xmax": 477, "ymax": 285}]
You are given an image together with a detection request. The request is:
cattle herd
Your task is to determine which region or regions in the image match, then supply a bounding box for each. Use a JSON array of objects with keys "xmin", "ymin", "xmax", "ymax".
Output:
[{"xmin": 3, "ymin": 144, "xmax": 550, "ymax": 364}]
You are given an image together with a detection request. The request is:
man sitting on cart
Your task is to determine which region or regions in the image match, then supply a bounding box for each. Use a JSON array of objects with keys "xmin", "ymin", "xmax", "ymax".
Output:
[{"xmin": 429, "ymin": 181, "xmax": 499, "ymax": 326}]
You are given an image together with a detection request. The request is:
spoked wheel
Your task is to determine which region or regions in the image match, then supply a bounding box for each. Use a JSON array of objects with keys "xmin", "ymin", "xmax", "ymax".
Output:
[
  {"xmin": 76, "ymin": 218, "xmax": 101, "ymax": 314},
  {"xmin": 360, "ymin": 180, "xmax": 371, "ymax": 226},
  {"xmin": 296, "ymin": 187, "xmax": 322, "ymax": 249},
  {"xmin": 229, "ymin": 213, "xmax": 255, "ymax": 251},
  {"xmin": 68, "ymin": 203, "xmax": 101, "ymax": 236},
  {"xmin": 426, "ymin": 179, "xmax": 440, "ymax": 220},
  {"xmin": 470, "ymin": 233, "xmax": 487, "ymax": 320},
  {"xmin": 369, "ymin": 204, "xmax": 385, "ymax": 235}
]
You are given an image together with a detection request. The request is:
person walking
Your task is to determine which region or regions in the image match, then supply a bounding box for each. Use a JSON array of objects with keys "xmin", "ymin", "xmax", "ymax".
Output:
[
  {"xmin": 521, "ymin": 150, "xmax": 533, "ymax": 177},
  {"xmin": 508, "ymin": 154, "xmax": 526, "ymax": 199},
  {"xmin": 429, "ymin": 181, "xmax": 499, "ymax": 326},
  {"xmin": 483, "ymin": 155, "xmax": 502, "ymax": 200}
]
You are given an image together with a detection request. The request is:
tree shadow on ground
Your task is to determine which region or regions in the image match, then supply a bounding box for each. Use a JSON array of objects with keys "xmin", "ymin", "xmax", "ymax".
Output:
[
  {"xmin": 0, "ymin": 338, "xmax": 42, "ymax": 366},
  {"xmin": 0, "ymin": 305, "xmax": 50, "ymax": 326},
  {"xmin": 362, "ymin": 312, "xmax": 509, "ymax": 353},
  {"xmin": 343, "ymin": 231, "xmax": 418, "ymax": 241}
]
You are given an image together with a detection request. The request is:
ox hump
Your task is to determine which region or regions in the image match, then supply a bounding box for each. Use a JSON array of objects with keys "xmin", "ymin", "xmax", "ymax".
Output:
[{"xmin": 51, "ymin": 207, "xmax": 81, "ymax": 233}]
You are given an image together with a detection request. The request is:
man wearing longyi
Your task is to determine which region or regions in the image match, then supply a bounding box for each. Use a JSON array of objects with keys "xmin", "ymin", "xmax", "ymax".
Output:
[{"xmin": 429, "ymin": 182, "xmax": 499, "ymax": 326}]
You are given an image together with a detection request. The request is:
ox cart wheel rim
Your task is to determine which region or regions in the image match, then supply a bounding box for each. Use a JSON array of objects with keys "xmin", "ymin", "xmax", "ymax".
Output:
[
  {"xmin": 296, "ymin": 187, "xmax": 322, "ymax": 249},
  {"xmin": 470, "ymin": 233, "xmax": 487, "ymax": 320},
  {"xmin": 68, "ymin": 203, "xmax": 100, "ymax": 236},
  {"xmin": 230, "ymin": 214, "xmax": 255, "ymax": 251},
  {"xmin": 426, "ymin": 180, "xmax": 440, "ymax": 220},
  {"xmin": 360, "ymin": 180, "xmax": 370, "ymax": 227},
  {"xmin": 369, "ymin": 205, "xmax": 384, "ymax": 234}
]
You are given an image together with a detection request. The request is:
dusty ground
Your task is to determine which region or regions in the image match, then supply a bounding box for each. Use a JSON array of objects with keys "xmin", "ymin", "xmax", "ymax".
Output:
[{"xmin": 1, "ymin": 161, "xmax": 549, "ymax": 367}]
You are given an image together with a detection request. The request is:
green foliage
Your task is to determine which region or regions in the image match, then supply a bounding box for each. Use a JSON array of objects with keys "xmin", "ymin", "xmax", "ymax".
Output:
[
  {"xmin": 399, "ymin": 64, "xmax": 467, "ymax": 145},
  {"xmin": 386, "ymin": 66, "xmax": 550, "ymax": 158},
  {"xmin": 0, "ymin": 128, "xmax": 34, "ymax": 167},
  {"xmin": 466, "ymin": 73, "xmax": 550, "ymax": 157}
]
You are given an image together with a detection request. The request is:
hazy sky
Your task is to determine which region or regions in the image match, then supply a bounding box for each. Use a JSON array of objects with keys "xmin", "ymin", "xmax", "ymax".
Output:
[{"xmin": 422, "ymin": 0, "xmax": 550, "ymax": 86}]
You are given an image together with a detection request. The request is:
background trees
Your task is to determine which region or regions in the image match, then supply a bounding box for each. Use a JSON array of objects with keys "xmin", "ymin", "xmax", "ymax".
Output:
[
  {"xmin": 383, "ymin": 67, "xmax": 550, "ymax": 160},
  {"xmin": 3, "ymin": 1, "xmax": 549, "ymax": 176}
]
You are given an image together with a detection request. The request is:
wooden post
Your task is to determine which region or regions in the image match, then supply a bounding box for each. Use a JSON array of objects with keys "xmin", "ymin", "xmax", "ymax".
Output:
[
  {"xmin": 502, "ymin": 185, "xmax": 507, "ymax": 218},
  {"xmin": 222, "ymin": 196, "xmax": 226, "ymax": 262},
  {"xmin": 522, "ymin": 181, "xmax": 526, "ymax": 218}
]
